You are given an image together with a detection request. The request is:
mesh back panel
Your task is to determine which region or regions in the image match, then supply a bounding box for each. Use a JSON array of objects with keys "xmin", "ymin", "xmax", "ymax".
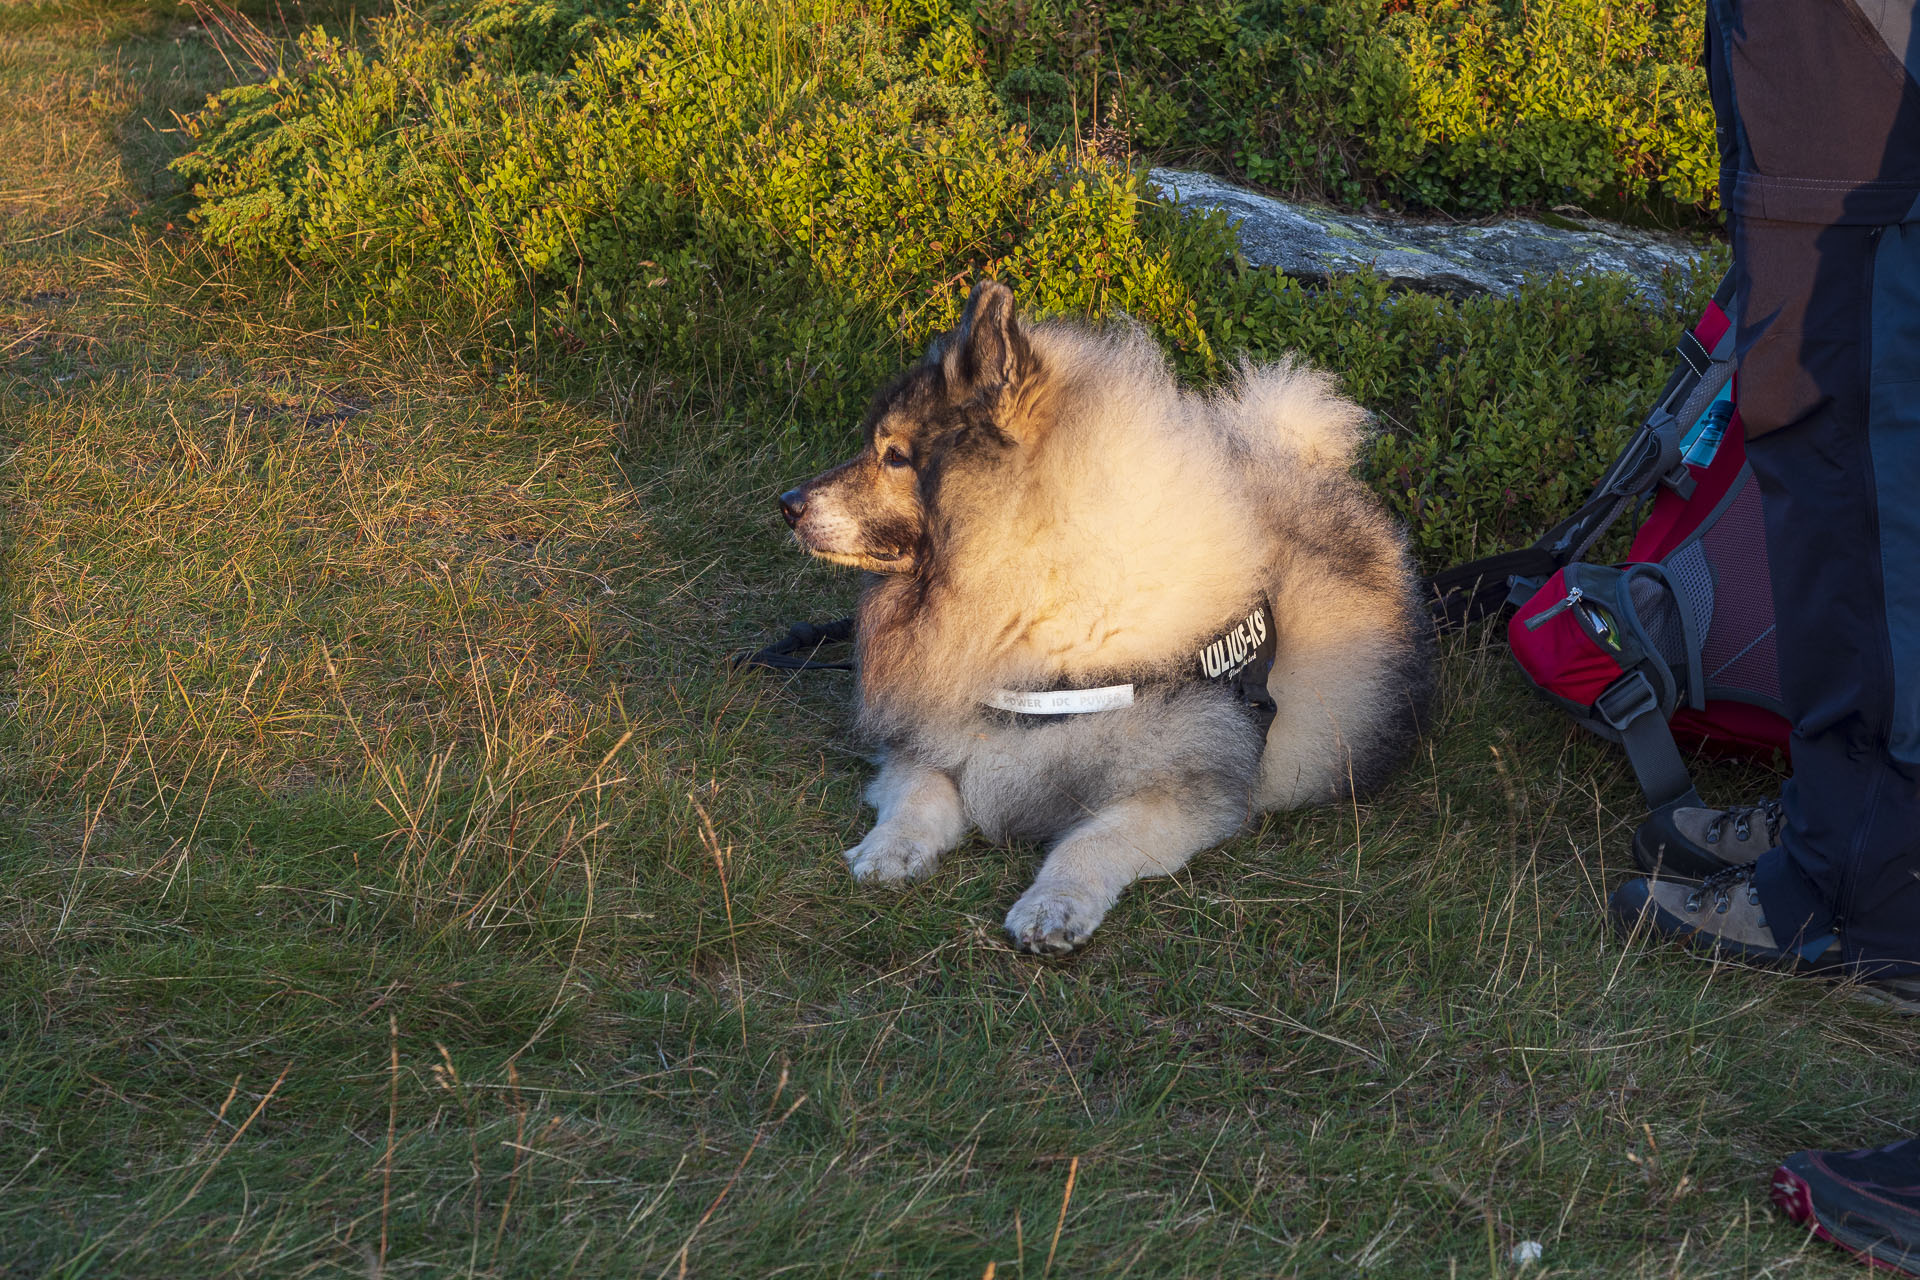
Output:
[
  {"xmin": 1692, "ymin": 476, "xmax": 1781, "ymax": 702},
  {"xmin": 1628, "ymin": 574, "xmax": 1688, "ymax": 672},
  {"xmin": 1665, "ymin": 541, "xmax": 1716, "ymax": 640}
]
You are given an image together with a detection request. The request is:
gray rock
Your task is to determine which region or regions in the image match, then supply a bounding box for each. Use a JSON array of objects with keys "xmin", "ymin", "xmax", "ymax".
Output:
[{"xmin": 1146, "ymin": 167, "xmax": 1709, "ymax": 301}]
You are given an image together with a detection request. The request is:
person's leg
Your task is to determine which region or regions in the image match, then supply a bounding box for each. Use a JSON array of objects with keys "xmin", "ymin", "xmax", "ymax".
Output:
[
  {"xmin": 1736, "ymin": 215, "xmax": 1920, "ymax": 978},
  {"xmin": 1608, "ymin": 217, "xmax": 1920, "ymax": 978},
  {"xmin": 1613, "ymin": 0, "xmax": 1920, "ymax": 978},
  {"xmin": 1627, "ymin": 4, "xmax": 1920, "ymax": 1270}
]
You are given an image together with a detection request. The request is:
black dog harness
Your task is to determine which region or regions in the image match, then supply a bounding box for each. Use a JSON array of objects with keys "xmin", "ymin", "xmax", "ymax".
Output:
[
  {"xmin": 733, "ymin": 603, "xmax": 1279, "ymax": 736},
  {"xmin": 982, "ymin": 601, "xmax": 1279, "ymax": 735}
]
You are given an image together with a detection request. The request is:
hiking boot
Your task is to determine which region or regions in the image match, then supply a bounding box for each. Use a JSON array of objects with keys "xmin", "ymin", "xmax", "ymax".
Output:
[
  {"xmin": 1607, "ymin": 864, "xmax": 1841, "ymax": 970},
  {"xmin": 1632, "ymin": 795, "xmax": 1784, "ymax": 878},
  {"xmin": 1772, "ymin": 1138, "xmax": 1920, "ymax": 1275}
]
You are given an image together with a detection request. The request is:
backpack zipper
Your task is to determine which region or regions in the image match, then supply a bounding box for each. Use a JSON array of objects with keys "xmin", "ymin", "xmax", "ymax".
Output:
[{"xmin": 1524, "ymin": 585, "xmax": 1583, "ymax": 631}]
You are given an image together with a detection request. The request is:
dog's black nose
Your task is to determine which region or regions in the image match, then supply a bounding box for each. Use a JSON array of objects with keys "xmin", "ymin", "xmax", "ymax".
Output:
[{"xmin": 779, "ymin": 488, "xmax": 806, "ymax": 527}]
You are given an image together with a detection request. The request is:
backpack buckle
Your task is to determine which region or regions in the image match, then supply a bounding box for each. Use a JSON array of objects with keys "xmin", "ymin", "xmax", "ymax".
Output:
[
  {"xmin": 1594, "ymin": 670, "xmax": 1661, "ymax": 732},
  {"xmin": 1592, "ymin": 669, "xmax": 1697, "ymax": 811}
]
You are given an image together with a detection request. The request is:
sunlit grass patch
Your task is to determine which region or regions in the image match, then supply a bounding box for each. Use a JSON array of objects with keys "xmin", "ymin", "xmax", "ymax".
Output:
[{"xmin": 9, "ymin": 349, "xmax": 642, "ymax": 784}]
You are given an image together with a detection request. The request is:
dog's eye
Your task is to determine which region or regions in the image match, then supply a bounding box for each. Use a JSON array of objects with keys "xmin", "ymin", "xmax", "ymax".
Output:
[{"xmin": 882, "ymin": 446, "xmax": 912, "ymax": 469}]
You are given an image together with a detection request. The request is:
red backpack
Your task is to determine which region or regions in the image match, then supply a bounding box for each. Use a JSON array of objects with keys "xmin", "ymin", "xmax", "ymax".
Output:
[{"xmin": 1429, "ymin": 273, "xmax": 1789, "ymax": 812}]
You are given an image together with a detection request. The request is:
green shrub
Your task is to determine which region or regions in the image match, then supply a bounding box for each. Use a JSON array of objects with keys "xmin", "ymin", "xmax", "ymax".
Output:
[
  {"xmin": 1190, "ymin": 257, "xmax": 1720, "ymax": 561},
  {"xmin": 172, "ymin": 0, "xmax": 1716, "ymax": 570},
  {"xmin": 173, "ymin": 0, "xmax": 1219, "ymax": 429},
  {"xmin": 972, "ymin": 0, "xmax": 1716, "ymax": 218}
]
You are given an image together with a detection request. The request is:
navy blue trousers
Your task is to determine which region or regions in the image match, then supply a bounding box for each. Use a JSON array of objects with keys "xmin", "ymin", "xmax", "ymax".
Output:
[{"xmin": 1710, "ymin": 0, "xmax": 1920, "ymax": 974}]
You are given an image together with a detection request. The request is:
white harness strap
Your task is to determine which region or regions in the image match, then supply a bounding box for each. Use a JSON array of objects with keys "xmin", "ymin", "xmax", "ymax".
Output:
[
  {"xmin": 980, "ymin": 601, "xmax": 1278, "ymax": 722},
  {"xmin": 982, "ymin": 684, "xmax": 1136, "ymax": 715}
]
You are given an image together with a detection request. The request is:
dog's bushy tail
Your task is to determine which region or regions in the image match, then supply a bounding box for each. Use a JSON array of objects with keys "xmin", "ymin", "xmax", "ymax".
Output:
[{"xmin": 1221, "ymin": 357, "xmax": 1371, "ymax": 471}]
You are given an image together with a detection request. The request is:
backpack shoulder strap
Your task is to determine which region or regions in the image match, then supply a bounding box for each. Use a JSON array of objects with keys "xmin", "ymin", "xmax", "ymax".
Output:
[
  {"xmin": 1594, "ymin": 670, "xmax": 1702, "ymax": 812},
  {"xmin": 1426, "ymin": 547, "xmax": 1563, "ymax": 631},
  {"xmin": 1426, "ymin": 268, "xmax": 1737, "ymax": 632}
]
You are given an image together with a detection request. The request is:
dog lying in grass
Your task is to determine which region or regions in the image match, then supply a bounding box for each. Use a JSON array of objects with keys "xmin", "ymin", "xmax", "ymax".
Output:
[{"xmin": 780, "ymin": 280, "xmax": 1434, "ymax": 953}]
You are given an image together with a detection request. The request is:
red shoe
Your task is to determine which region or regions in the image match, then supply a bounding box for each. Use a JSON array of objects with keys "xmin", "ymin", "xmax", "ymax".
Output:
[{"xmin": 1772, "ymin": 1139, "xmax": 1920, "ymax": 1275}]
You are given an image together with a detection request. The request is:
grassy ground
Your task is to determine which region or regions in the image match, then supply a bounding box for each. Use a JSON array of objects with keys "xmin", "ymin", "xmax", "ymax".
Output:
[{"xmin": 3, "ymin": 3, "xmax": 1917, "ymax": 1276}]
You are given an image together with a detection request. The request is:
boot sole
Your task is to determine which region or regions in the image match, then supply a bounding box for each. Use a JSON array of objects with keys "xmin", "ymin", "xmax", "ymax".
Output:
[{"xmin": 1844, "ymin": 976, "xmax": 1920, "ymax": 1015}]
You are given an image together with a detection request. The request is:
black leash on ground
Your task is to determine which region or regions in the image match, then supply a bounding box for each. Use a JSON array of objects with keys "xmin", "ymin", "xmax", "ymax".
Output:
[{"xmin": 730, "ymin": 616, "xmax": 857, "ymax": 671}]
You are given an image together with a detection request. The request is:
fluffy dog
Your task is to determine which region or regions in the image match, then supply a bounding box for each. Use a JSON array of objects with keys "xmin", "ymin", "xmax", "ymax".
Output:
[{"xmin": 780, "ymin": 280, "xmax": 1434, "ymax": 953}]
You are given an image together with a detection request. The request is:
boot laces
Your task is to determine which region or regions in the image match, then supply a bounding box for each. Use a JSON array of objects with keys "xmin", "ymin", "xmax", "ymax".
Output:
[
  {"xmin": 1704, "ymin": 796, "xmax": 1783, "ymax": 845},
  {"xmin": 1685, "ymin": 864, "xmax": 1761, "ymax": 915}
]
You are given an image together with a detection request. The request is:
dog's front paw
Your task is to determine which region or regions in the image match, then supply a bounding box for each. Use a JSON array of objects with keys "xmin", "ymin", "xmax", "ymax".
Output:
[
  {"xmin": 1004, "ymin": 883, "xmax": 1108, "ymax": 955},
  {"xmin": 843, "ymin": 829, "xmax": 943, "ymax": 884}
]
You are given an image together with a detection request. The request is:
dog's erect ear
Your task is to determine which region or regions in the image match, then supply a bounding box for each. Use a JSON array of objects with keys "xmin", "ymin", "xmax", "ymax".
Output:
[{"xmin": 941, "ymin": 279, "xmax": 1031, "ymax": 400}]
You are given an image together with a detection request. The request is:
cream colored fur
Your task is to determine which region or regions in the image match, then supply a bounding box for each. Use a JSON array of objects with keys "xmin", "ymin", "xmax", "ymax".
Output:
[{"xmin": 785, "ymin": 283, "xmax": 1433, "ymax": 954}]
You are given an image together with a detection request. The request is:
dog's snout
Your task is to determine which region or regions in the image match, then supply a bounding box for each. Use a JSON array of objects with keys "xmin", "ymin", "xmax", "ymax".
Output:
[{"xmin": 779, "ymin": 488, "xmax": 807, "ymax": 528}]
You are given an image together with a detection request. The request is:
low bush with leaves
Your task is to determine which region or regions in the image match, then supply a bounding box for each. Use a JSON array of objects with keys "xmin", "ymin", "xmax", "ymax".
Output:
[
  {"xmin": 976, "ymin": 0, "xmax": 1717, "ymax": 219},
  {"xmin": 172, "ymin": 0, "xmax": 1717, "ymax": 568},
  {"xmin": 1183, "ymin": 263, "xmax": 1715, "ymax": 563},
  {"xmin": 173, "ymin": 0, "xmax": 1219, "ymax": 423}
]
